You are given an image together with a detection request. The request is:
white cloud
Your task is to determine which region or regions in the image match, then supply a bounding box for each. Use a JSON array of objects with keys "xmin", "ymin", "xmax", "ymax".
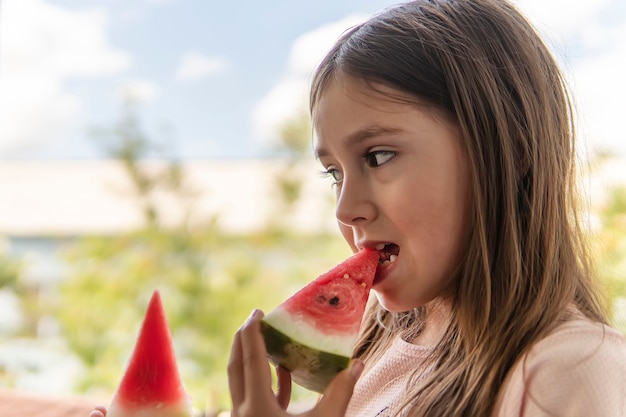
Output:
[
  {"xmin": 255, "ymin": 2, "xmax": 626, "ymax": 160},
  {"xmin": 252, "ymin": 15, "xmax": 366, "ymax": 143},
  {"xmin": 0, "ymin": 76, "xmax": 82, "ymax": 153},
  {"xmin": 0, "ymin": 0, "xmax": 130, "ymax": 154},
  {"xmin": 287, "ymin": 17, "xmax": 363, "ymax": 77},
  {"xmin": 252, "ymin": 78, "xmax": 311, "ymax": 143},
  {"xmin": 513, "ymin": 0, "xmax": 611, "ymax": 38},
  {"xmin": 112, "ymin": 79, "xmax": 160, "ymax": 103},
  {"xmin": 175, "ymin": 52, "xmax": 229, "ymax": 81},
  {"xmin": 513, "ymin": 0, "xmax": 626, "ymax": 156},
  {"xmin": 571, "ymin": 23, "xmax": 626, "ymax": 156}
]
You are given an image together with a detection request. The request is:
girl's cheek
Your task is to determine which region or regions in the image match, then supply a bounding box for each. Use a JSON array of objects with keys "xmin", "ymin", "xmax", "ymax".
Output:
[{"xmin": 339, "ymin": 223, "xmax": 359, "ymax": 252}]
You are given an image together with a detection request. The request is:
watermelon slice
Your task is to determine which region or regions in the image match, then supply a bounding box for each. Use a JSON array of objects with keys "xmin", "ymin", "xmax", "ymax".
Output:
[
  {"xmin": 261, "ymin": 248, "xmax": 379, "ymax": 393},
  {"xmin": 107, "ymin": 290, "xmax": 193, "ymax": 417}
]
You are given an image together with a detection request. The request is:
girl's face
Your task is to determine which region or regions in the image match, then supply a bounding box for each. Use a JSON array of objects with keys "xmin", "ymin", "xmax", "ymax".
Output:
[{"xmin": 313, "ymin": 75, "xmax": 472, "ymax": 312}]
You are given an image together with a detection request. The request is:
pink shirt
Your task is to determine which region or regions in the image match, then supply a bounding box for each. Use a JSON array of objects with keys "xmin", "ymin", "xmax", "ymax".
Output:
[{"xmin": 346, "ymin": 316, "xmax": 626, "ymax": 416}]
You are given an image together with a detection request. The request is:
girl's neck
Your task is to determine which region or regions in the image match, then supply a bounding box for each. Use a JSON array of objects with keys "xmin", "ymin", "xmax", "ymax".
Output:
[{"xmin": 410, "ymin": 299, "xmax": 452, "ymax": 347}]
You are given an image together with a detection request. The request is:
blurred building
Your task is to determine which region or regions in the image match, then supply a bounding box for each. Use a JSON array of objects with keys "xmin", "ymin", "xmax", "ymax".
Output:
[{"xmin": 0, "ymin": 159, "xmax": 335, "ymax": 236}]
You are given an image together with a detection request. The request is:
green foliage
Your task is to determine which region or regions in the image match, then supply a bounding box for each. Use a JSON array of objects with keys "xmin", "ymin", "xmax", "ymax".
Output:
[
  {"xmin": 277, "ymin": 111, "xmax": 313, "ymax": 157},
  {"xmin": 0, "ymin": 257, "xmax": 19, "ymax": 290},
  {"xmin": 56, "ymin": 226, "xmax": 349, "ymax": 411},
  {"xmin": 592, "ymin": 186, "xmax": 626, "ymax": 333},
  {"xmin": 0, "ymin": 240, "xmax": 30, "ymax": 338},
  {"xmin": 91, "ymin": 99, "xmax": 189, "ymax": 228},
  {"xmin": 0, "ymin": 239, "xmax": 20, "ymax": 290}
]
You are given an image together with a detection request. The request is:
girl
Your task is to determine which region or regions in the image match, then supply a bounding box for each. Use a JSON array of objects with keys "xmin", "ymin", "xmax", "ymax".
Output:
[
  {"xmin": 228, "ymin": 0, "xmax": 626, "ymax": 416},
  {"xmin": 92, "ymin": 0, "xmax": 626, "ymax": 416}
]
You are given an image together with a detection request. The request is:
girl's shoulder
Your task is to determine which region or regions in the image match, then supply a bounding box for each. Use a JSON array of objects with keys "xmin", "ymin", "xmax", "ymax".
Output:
[
  {"xmin": 494, "ymin": 313, "xmax": 626, "ymax": 416},
  {"xmin": 535, "ymin": 311, "xmax": 626, "ymax": 353}
]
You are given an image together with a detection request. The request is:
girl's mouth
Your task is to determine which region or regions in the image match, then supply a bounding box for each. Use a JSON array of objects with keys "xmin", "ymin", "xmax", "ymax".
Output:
[
  {"xmin": 374, "ymin": 243, "xmax": 399, "ymax": 285},
  {"xmin": 376, "ymin": 242, "xmax": 400, "ymax": 265}
]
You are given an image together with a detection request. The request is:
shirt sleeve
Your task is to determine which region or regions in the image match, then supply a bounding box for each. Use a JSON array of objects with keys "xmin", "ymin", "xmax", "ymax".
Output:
[{"xmin": 495, "ymin": 320, "xmax": 626, "ymax": 417}]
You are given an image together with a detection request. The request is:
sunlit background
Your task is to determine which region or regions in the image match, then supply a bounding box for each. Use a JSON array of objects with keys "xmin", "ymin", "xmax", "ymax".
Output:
[{"xmin": 0, "ymin": 0, "xmax": 625, "ymax": 416}]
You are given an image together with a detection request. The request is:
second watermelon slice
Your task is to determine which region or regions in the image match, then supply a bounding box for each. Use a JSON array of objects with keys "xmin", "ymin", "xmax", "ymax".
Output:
[
  {"xmin": 107, "ymin": 290, "xmax": 193, "ymax": 417},
  {"xmin": 261, "ymin": 248, "xmax": 379, "ymax": 393}
]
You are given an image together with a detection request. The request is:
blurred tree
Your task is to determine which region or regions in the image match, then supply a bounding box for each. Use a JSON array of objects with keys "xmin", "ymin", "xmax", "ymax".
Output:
[
  {"xmin": 267, "ymin": 108, "xmax": 314, "ymax": 231},
  {"xmin": 55, "ymin": 103, "xmax": 349, "ymax": 412},
  {"xmin": 92, "ymin": 98, "xmax": 193, "ymax": 228},
  {"xmin": 275, "ymin": 109, "xmax": 312, "ymax": 205}
]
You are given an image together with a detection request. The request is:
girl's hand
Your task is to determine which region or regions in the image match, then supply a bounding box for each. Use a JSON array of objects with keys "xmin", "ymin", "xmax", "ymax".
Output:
[
  {"xmin": 88, "ymin": 406, "xmax": 107, "ymax": 417},
  {"xmin": 228, "ymin": 309, "xmax": 363, "ymax": 417}
]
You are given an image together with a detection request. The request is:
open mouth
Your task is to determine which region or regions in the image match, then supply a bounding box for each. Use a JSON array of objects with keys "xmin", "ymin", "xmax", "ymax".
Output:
[{"xmin": 375, "ymin": 243, "xmax": 400, "ymax": 265}]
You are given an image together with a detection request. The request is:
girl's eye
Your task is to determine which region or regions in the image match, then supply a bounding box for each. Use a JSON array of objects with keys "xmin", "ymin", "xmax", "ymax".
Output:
[
  {"xmin": 364, "ymin": 150, "xmax": 396, "ymax": 167},
  {"xmin": 321, "ymin": 167, "xmax": 344, "ymax": 185}
]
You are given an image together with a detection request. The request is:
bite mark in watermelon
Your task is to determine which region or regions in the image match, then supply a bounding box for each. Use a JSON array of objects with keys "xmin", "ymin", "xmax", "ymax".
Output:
[
  {"xmin": 107, "ymin": 290, "xmax": 193, "ymax": 417},
  {"xmin": 261, "ymin": 248, "xmax": 379, "ymax": 393}
]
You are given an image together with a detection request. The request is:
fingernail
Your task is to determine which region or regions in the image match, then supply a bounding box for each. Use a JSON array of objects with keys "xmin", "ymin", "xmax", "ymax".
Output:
[
  {"xmin": 248, "ymin": 309, "xmax": 262, "ymax": 321},
  {"xmin": 350, "ymin": 360, "xmax": 364, "ymax": 379}
]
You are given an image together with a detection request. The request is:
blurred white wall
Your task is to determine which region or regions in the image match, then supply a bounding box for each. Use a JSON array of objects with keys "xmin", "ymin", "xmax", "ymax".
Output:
[{"xmin": 0, "ymin": 159, "xmax": 337, "ymax": 236}]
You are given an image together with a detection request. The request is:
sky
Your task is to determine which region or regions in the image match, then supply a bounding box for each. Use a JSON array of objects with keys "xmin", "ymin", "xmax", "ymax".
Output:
[{"xmin": 0, "ymin": 0, "xmax": 625, "ymax": 161}]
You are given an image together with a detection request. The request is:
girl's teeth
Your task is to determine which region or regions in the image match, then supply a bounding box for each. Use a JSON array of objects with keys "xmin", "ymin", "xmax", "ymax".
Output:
[
  {"xmin": 376, "ymin": 243, "xmax": 387, "ymax": 250},
  {"xmin": 381, "ymin": 255, "xmax": 398, "ymax": 266}
]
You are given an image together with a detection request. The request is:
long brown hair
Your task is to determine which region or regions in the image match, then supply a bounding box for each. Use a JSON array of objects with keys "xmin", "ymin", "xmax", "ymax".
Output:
[{"xmin": 310, "ymin": 0, "xmax": 608, "ymax": 415}]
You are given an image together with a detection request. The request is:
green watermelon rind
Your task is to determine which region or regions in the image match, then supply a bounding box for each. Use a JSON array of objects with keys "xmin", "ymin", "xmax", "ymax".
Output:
[{"xmin": 261, "ymin": 320, "xmax": 351, "ymax": 394}]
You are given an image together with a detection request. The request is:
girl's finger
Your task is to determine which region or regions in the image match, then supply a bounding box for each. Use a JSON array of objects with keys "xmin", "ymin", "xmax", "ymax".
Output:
[
  {"xmin": 275, "ymin": 365, "xmax": 292, "ymax": 410},
  {"xmin": 88, "ymin": 407, "xmax": 106, "ymax": 417},
  {"xmin": 238, "ymin": 309, "xmax": 274, "ymax": 405},
  {"xmin": 227, "ymin": 328, "xmax": 245, "ymax": 408}
]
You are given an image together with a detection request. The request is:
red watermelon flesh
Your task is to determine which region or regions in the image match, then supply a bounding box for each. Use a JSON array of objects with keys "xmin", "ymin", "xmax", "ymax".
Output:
[
  {"xmin": 281, "ymin": 248, "xmax": 378, "ymax": 336},
  {"xmin": 261, "ymin": 248, "xmax": 379, "ymax": 393},
  {"xmin": 107, "ymin": 290, "xmax": 193, "ymax": 417}
]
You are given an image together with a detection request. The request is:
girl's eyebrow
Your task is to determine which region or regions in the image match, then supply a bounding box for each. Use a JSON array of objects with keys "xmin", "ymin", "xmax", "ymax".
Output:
[{"xmin": 314, "ymin": 125, "xmax": 403, "ymax": 159}]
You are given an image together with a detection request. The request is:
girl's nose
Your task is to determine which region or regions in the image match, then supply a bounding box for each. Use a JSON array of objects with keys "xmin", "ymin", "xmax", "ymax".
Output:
[{"xmin": 335, "ymin": 176, "xmax": 376, "ymax": 227}]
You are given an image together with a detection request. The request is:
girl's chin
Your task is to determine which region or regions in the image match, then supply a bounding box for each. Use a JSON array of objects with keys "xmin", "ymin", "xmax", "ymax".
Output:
[{"xmin": 372, "ymin": 291, "xmax": 411, "ymax": 313}]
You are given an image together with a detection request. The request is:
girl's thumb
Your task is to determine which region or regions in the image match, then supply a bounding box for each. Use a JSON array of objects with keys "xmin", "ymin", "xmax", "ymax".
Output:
[{"xmin": 315, "ymin": 360, "xmax": 364, "ymax": 415}]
